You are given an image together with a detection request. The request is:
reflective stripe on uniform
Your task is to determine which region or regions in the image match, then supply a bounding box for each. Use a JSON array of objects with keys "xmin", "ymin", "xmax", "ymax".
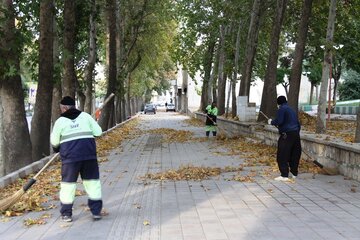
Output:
[
  {"xmin": 83, "ymin": 179, "xmax": 102, "ymax": 200},
  {"xmin": 60, "ymin": 131, "xmax": 94, "ymax": 143},
  {"xmin": 60, "ymin": 182, "xmax": 76, "ymax": 204}
]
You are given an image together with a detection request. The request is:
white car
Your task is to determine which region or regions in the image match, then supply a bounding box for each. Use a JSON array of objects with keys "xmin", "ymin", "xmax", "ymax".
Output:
[{"xmin": 166, "ymin": 103, "xmax": 176, "ymax": 112}]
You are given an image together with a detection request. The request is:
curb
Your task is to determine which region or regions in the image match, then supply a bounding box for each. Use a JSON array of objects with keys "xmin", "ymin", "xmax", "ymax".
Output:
[
  {"xmin": 0, "ymin": 113, "xmax": 139, "ymax": 189},
  {"xmin": 0, "ymin": 156, "xmax": 51, "ymax": 189}
]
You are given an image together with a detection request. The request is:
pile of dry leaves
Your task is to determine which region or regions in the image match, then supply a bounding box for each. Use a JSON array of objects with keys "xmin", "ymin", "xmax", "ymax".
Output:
[
  {"xmin": 146, "ymin": 128, "xmax": 194, "ymax": 143},
  {"xmin": 142, "ymin": 165, "xmax": 243, "ymax": 181},
  {"xmin": 143, "ymin": 165, "xmax": 222, "ymax": 181},
  {"xmin": 182, "ymin": 118, "xmax": 204, "ymax": 127}
]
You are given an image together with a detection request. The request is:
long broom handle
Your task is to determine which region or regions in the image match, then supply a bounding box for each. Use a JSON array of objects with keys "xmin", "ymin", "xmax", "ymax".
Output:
[
  {"xmin": 259, "ymin": 111, "xmax": 269, "ymax": 120},
  {"xmin": 22, "ymin": 153, "xmax": 60, "ymax": 192},
  {"xmin": 98, "ymin": 93, "xmax": 115, "ymax": 112},
  {"xmin": 33, "ymin": 153, "xmax": 59, "ymax": 180}
]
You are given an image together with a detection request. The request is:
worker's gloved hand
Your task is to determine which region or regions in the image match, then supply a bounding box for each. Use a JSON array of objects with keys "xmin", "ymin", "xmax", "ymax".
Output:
[
  {"xmin": 52, "ymin": 146, "xmax": 60, "ymax": 153},
  {"xmin": 267, "ymin": 119, "xmax": 272, "ymax": 125}
]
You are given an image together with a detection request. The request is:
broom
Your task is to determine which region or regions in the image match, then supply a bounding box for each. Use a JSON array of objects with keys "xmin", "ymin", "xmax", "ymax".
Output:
[
  {"xmin": 205, "ymin": 114, "xmax": 229, "ymax": 138},
  {"xmin": 0, "ymin": 153, "xmax": 59, "ymax": 212},
  {"xmin": 0, "ymin": 93, "xmax": 116, "ymax": 212},
  {"xmin": 259, "ymin": 110, "xmax": 338, "ymax": 175}
]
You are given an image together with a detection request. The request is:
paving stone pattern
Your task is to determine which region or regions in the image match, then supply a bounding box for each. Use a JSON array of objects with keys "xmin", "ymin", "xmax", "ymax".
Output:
[{"xmin": 1, "ymin": 112, "xmax": 360, "ymax": 240}]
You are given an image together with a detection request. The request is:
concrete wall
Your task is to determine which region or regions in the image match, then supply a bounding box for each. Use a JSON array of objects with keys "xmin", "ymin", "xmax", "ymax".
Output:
[{"xmin": 195, "ymin": 112, "xmax": 360, "ymax": 181}]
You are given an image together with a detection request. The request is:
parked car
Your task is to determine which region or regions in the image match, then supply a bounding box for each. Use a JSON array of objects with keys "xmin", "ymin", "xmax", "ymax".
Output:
[
  {"xmin": 144, "ymin": 104, "xmax": 156, "ymax": 114},
  {"xmin": 166, "ymin": 103, "xmax": 176, "ymax": 112}
]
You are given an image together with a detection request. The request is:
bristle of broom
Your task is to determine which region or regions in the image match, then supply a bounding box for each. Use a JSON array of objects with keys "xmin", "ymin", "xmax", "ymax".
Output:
[
  {"xmin": 321, "ymin": 167, "xmax": 339, "ymax": 176},
  {"xmin": 0, "ymin": 188, "xmax": 25, "ymax": 212}
]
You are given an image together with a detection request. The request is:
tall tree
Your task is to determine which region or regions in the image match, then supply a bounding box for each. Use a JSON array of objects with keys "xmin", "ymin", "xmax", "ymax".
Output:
[
  {"xmin": 288, "ymin": 0, "xmax": 313, "ymax": 112},
  {"xmin": 98, "ymin": 0, "xmax": 117, "ymax": 130},
  {"xmin": 316, "ymin": 0, "xmax": 337, "ymax": 133},
  {"xmin": 30, "ymin": 0, "xmax": 54, "ymax": 161},
  {"xmin": 200, "ymin": 38, "xmax": 216, "ymax": 111},
  {"xmin": 217, "ymin": 25, "xmax": 227, "ymax": 115},
  {"xmin": 116, "ymin": 0, "xmax": 125, "ymax": 123},
  {"xmin": 231, "ymin": 19, "xmax": 242, "ymax": 118},
  {"xmin": 0, "ymin": 0, "xmax": 32, "ymax": 176},
  {"xmin": 51, "ymin": 9, "xmax": 62, "ymax": 126},
  {"xmin": 238, "ymin": 0, "xmax": 263, "ymax": 98},
  {"xmin": 62, "ymin": 0, "xmax": 76, "ymax": 98},
  {"xmin": 84, "ymin": 0, "xmax": 97, "ymax": 114},
  {"xmin": 259, "ymin": 0, "xmax": 288, "ymax": 121}
]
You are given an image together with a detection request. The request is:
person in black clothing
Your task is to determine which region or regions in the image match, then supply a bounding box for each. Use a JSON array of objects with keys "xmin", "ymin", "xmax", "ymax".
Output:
[{"xmin": 268, "ymin": 96, "xmax": 301, "ymax": 181}]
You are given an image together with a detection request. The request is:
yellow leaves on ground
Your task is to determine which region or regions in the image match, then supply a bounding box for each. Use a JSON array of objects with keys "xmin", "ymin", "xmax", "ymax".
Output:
[
  {"xmin": 23, "ymin": 213, "xmax": 51, "ymax": 227},
  {"xmin": 97, "ymin": 119, "xmax": 141, "ymax": 156},
  {"xmin": 141, "ymin": 164, "xmax": 263, "ymax": 183},
  {"xmin": 0, "ymin": 167, "xmax": 61, "ymax": 216},
  {"xmin": 231, "ymin": 174, "xmax": 255, "ymax": 183},
  {"xmin": 182, "ymin": 118, "xmax": 204, "ymax": 127},
  {"xmin": 299, "ymin": 111, "xmax": 355, "ymax": 143},
  {"xmin": 143, "ymin": 220, "xmax": 150, "ymax": 226},
  {"xmin": 143, "ymin": 165, "xmax": 222, "ymax": 181},
  {"xmin": 215, "ymin": 136, "xmax": 322, "ymax": 177},
  {"xmin": 147, "ymin": 128, "xmax": 194, "ymax": 143}
]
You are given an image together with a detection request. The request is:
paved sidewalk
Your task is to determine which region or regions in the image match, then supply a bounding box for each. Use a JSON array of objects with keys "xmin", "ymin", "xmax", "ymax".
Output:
[{"xmin": 1, "ymin": 112, "xmax": 360, "ymax": 240}]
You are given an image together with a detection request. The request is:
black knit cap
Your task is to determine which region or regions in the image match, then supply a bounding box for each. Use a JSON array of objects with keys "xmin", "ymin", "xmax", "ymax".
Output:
[
  {"xmin": 60, "ymin": 96, "xmax": 75, "ymax": 106},
  {"xmin": 277, "ymin": 95, "xmax": 287, "ymax": 105}
]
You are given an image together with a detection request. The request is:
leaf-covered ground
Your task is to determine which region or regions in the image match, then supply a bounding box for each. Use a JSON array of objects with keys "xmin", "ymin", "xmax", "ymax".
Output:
[
  {"xmin": 299, "ymin": 111, "xmax": 356, "ymax": 143},
  {"xmin": 140, "ymin": 135, "xmax": 322, "ymax": 184}
]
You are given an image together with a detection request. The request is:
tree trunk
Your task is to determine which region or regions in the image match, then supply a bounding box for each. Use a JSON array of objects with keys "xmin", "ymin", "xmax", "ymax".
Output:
[
  {"xmin": 200, "ymin": 38, "xmax": 215, "ymax": 111},
  {"xmin": 52, "ymin": 86, "xmax": 62, "ymax": 125},
  {"xmin": 316, "ymin": 0, "xmax": 337, "ymax": 134},
  {"xmin": 332, "ymin": 61, "xmax": 342, "ymax": 105},
  {"xmin": 355, "ymin": 106, "xmax": 360, "ymax": 142},
  {"xmin": 84, "ymin": 0, "xmax": 97, "ymax": 114},
  {"xmin": 51, "ymin": 9, "xmax": 61, "ymax": 127},
  {"xmin": 63, "ymin": 0, "xmax": 76, "ymax": 98},
  {"xmin": 283, "ymin": 83, "xmax": 289, "ymax": 98},
  {"xmin": 31, "ymin": 0, "xmax": 54, "ymax": 161},
  {"xmin": 225, "ymin": 80, "xmax": 232, "ymax": 118},
  {"xmin": 232, "ymin": 19, "xmax": 242, "ymax": 117},
  {"xmin": 239, "ymin": 0, "xmax": 262, "ymax": 97},
  {"xmin": 0, "ymin": 0, "xmax": 32, "ymax": 176},
  {"xmin": 217, "ymin": 25, "xmax": 226, "ymax": 116},
  {"xmin": 309, "ymin": 83, "xmax": 314, "ymax": 105},
  {"xmin": 76, "ymin": 85, "xmax": 86, "ymax": 111},
  {"xmin": 212, "ymin": 79, "xmax": 217, "ymax": 104},
  {"xmin": 116, "ymin": 0, "xmax": 124, "ymax": 123},
  {"xmin": 98, "ymin": 0, "xmax": 117, "ymax": 131},
  {"xmin": 288, "ymin": 0, "xmax": 313, "ymax": 112},
  {"xmin": 231, "ymin": 81, "xmax": 237, "ymax": 117},
  {"xmin": 126, "ymin": 74, "xmax": 132, "ymax": 117},
  {"xmin": 259, "ymin": 0, "xmax": 288, "ymax": 122}
]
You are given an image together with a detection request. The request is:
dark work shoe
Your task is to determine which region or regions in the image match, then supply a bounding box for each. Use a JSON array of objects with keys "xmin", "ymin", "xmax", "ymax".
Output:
[
  {"xmin": 61, "ymin": 215, "xmax": 73, "ymax": 222},
  {"xmin": 93, "ymin": 215, "xmax": 102, "ymax": 221}
]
